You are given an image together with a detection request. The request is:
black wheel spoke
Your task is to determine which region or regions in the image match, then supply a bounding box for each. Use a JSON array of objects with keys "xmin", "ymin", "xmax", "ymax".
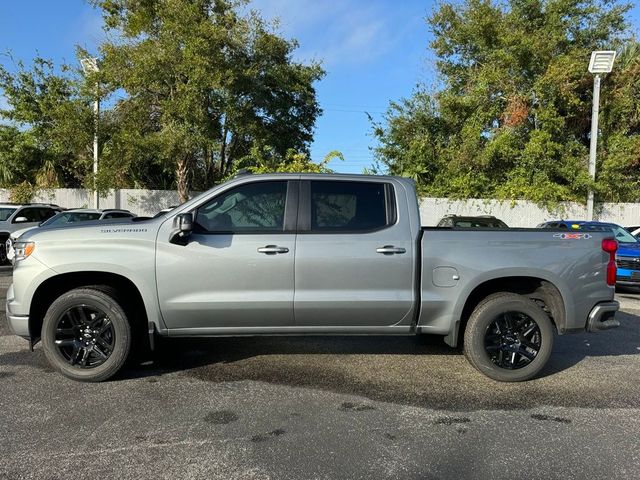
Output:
[
  {"xmin": 55, "ymin": 339, "xmax": 77, "ymax": 348},
  {"xmin": 80, "ymin": 347, "xmax": 91, "ymax": 366},
  {"xmin": 521, "ymin": 338, "xmax": 539, "ymax": 350},
  {"xmin": 70, "ymin": 344, "xmax": 82, "ymax": 365},
  {"xmin": 88, "ymin": 313, "xmax": 105, "ymax": 328},
  {"xmin": 56, "ymin": 327, "xmax": 76, "ymax": 337},
  {"xmin": 92, "ymin": 347, "xmax": 108, "ymax": 360},
  {"xmin": 517, "ymin": 346, "xmax": 535, "ymax": 361},
  {"xmin": 95, "ymin": 336, "xmax": 112, "ymax": 351},
  {"xmin": 76, "ymin": 306, "xmax": 90, "ymax": 325},
  {"xmin": 503, "ymin": 313, "xmax": 514, "ymax": 330},
  {"xmin": 97, "ymin": 318, "xmax": 112, "ymax": 335},
  {"xmin": 66, "ymin": 310, "xmax": 81, "ymax": 327}
]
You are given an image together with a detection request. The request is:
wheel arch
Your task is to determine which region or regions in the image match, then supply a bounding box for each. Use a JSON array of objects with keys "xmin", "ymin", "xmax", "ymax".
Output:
[
  {"xmin": 28, "ymin": 271, "xmax": 155, "ymax": 346},
  {"xmin": 445, "ymin": 275, "xmax": 567, "ymax": 347}
]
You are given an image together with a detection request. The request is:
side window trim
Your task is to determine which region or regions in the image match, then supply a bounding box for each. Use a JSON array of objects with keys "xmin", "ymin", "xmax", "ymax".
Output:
[
  {"xmin": 193, "ymin": 179, "xmax": 298, "ymax": 235},
  {"xmin": 297, "ymin": 179, "xmax": 396, "ymax": 234}
]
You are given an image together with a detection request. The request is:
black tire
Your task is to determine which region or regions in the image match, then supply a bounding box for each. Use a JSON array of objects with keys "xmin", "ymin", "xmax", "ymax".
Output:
[
  {"xmin": 463, "ymin": 292, "xmax": 554, "ymax": 382},
  {"xmin": 42, "ymin": 288, "xmax": 131, "ymax": 382}
]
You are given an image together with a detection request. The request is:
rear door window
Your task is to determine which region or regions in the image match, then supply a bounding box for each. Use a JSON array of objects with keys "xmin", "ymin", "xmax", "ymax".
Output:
[{"xmin": 308, "ymin": 181, "xmax": 393, "ymax": 232}]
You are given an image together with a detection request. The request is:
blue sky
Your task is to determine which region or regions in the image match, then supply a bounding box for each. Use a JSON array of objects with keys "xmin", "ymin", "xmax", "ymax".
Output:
[{"xmin": 1, "ymin": 1, "xmax": 638, "ymax": 173}]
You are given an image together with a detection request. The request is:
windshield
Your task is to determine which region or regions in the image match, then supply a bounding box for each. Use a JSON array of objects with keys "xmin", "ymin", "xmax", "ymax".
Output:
[
  {"xmin": 0, "ymin": 207, "xmax": 17, "ymax": 222},
  {"xmin": 41, "ymin": 211, "xmax": 102, "ymax": 227},
  {"xmin": 580, "ymin": 223, "xmax": 638, "ymax": 243},
  {"xmin": 610, "ymin": 225, "xmax": 638, "ymax": 243}
]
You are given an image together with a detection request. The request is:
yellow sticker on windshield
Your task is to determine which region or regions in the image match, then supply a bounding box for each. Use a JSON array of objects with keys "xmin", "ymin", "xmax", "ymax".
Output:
[{"xmin": 571, "ymin": 224, "xmax": 580, "ymax": 229}]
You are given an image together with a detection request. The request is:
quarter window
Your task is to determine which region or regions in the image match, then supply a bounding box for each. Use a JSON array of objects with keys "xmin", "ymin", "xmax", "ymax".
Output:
[
  {"xmin": 195, "ymin": 181, "xmax": 288, "ymax": 233},
  {"xmin": 310, "ymin": 181, "xmax": 391, "ymax": 232}
]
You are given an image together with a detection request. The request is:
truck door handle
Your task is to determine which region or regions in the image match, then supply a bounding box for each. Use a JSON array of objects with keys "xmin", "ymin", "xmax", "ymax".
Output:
[
  {"xmin": 257, "ymin": 245, "xmax": 289, "ymax": 255},
  {"xmin": 376, "ymin": 245, "xmax": 406, "ymax": 255}
]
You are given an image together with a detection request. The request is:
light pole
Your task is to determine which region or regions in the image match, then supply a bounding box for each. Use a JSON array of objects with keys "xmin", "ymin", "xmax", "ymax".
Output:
[
  {"xmin": 586, "ymin": 50, "xmax": 616, "ymax": 221},
  {"xmin": 80, "ymin": 57, "xmax": 100, "ymax": 209}
]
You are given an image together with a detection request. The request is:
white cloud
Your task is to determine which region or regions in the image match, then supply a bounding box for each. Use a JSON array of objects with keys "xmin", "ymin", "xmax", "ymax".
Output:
[{"xmin": 250, "ymin": 0, "xmax": 418, "ymax": 68}]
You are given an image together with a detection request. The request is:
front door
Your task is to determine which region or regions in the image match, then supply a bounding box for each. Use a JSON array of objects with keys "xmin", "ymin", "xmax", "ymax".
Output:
[{"xmin": 156, "ymin": 180, "xmax": 297, "ymax": 330}]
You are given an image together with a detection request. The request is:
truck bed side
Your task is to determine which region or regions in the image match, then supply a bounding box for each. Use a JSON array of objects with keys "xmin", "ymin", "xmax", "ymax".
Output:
[{"xmin": 417, "ymin": 228, "xmax": 615, "ymax": 345}]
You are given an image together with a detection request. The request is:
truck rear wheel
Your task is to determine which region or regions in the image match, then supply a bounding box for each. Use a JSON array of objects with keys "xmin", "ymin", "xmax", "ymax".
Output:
[
  {"xmin": 463, "ymin": 293, "xmax": 554, "ymax": 382},
  {"xmin": 41, "ymin": 288, "xmax": 131, "ymax": 382}
]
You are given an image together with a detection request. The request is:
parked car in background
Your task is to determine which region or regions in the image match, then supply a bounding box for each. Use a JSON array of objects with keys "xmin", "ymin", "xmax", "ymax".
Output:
[
  {"xmin": 5, "ymin": 208, "xmax": 135, "ymax": 263},
  {"xmin": 625, "ymin": 225, "xmax": 640, "ymax": 237},
  {"xmin": 437, "ymin": 215, "xmax": 509, "ymax": 228},
  {"xmin": 0, "ymin": 203, "xmax": 63, "ymax": 264},
  {"xmin": 153, "ymin": 206, "xmax": 178, "ymax": 218},
  {"xmin": 539, "ymin": 220, "xmax": 640, "ymax": 287}
]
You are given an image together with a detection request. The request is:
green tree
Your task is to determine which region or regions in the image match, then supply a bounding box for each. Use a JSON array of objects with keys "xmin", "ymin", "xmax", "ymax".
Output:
[
  {"xmin": 93, "ymin": 0, "xmax": 324, "ymax": 201},
  {"xmin": 373, "ymin": 0, "xmax": 635, "ymax": 206},
  {"xmin": 0, "ymin": 57, "xmax": 94, "ymax": 190}
]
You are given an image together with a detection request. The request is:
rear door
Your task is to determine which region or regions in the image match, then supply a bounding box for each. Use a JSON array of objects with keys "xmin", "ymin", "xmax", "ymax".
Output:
[{"xmin": 293, "ymin": 179, "xmax": 415, "ymax": 328}]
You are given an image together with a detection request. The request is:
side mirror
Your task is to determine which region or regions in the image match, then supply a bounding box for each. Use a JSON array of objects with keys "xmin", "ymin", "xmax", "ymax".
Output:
[
  {"xmin": 178, "ymin": 213, "xmax": 193, "ymax": 233},
  {"xmin": 13, "ymin": 216, "xmax": 29, "ymax": 223},
  {"xmin": 169, "ymin": 213, "xmax": 193, "ymax": 245}
]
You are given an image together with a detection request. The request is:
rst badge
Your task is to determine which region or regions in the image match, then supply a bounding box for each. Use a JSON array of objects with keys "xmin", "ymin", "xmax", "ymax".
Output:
[{"xmin": 553, "ymin": 233, "xmax": 593, "ymax": 239}]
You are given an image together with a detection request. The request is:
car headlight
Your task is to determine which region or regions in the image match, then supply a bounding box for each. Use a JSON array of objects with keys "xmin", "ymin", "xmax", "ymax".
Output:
[{"xmin": 14, "ymin": 241, "xmax": 35, "ymax": 262}]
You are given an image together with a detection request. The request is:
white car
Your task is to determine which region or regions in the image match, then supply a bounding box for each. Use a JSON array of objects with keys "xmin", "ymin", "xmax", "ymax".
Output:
[{"xmin": 5, "ymin": 208, "xmax": 135, "ymax": 261}]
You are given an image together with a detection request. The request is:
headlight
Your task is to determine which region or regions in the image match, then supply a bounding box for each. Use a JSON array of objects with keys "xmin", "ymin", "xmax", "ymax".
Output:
[{"xmin": 14, "ymin": 241, "xmax": 35, "ymax": 262}]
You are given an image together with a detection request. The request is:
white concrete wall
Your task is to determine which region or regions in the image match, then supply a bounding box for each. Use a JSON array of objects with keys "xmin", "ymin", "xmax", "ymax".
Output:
[
  {"xmin": 1, "ymin": 188, "xmax": 639, "ymax": 226},
  {"xmin": 0, "ymin": 189, "xmax": 186, "ymax": 217},
  {"xmin": 419, "ymin": 198, "xmax": 640, "ymax": 227}
]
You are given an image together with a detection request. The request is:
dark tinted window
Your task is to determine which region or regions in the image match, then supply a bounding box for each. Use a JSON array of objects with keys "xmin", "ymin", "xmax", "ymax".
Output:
[
  {"xmin": 451, "ymin": 218, "xmax": 508, "ymax": 228},
  {"xmin": 39, "ymin": 208, "xmax": 58, "ymax": 221},
  {"xmin": 196, "ymin": 181, "xmax": 287, "ymax": 233},
  {"xmin": 14, "ymin": 208, "xmax": 42, "ymax": 222},
  {"xmin": 103, "ymin": 212, "xmax": 133, "ymax": 219},
  {"xmin": 310, "ymin": 181, "xmax": 390, "ymax": 232}
]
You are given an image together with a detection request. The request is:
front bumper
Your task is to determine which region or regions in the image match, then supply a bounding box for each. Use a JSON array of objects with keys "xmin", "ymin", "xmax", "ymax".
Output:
[
  {"xmin": 586, "ymin": 301, "xmax": 620, "ymax": 332},
  {"xmin": 5, "ymin": 283, "xmax": 29, "ymax": 339}
]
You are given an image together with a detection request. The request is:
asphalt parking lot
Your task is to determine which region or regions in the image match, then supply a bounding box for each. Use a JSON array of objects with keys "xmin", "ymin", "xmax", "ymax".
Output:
[{"xmin": 1, "ymin": 267, "xmax": 639, "ymax": 479}]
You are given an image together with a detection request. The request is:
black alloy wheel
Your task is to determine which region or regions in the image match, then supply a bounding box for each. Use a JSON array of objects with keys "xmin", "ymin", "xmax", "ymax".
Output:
[
  {"xmin": 463, "ymin": 292, "xmax": 554, "ymax": 382},
  {"xmin": 54, "ymin": 305, "xmax": 115, "ymax": 368},
  {"xmin": 484, "ymin": 311, "xmax": 541, "ymax": 370},
  {"xmin": 42, "ymin": 287, "xmax": 131, "ymax": 382}
]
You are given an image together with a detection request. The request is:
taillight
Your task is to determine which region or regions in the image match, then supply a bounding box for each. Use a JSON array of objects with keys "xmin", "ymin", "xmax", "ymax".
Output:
[{"xmin": 602, "ymin": 238, "xmax": 618, "ymax": 286}]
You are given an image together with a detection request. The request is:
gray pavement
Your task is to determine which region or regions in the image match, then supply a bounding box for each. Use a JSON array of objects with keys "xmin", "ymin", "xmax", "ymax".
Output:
[{"xmin": 1, "ymin": 268, "xmax": 639, "ymax": 479}]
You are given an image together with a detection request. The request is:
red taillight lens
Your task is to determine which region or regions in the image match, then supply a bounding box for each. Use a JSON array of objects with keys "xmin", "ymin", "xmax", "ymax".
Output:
[
  {"xmin": 602, "ymin": 238, "xmax": 618, "ymax": 286},
  {"xmin": 602, "ymin": 238, "xmax": 618, "ymax": 254}
]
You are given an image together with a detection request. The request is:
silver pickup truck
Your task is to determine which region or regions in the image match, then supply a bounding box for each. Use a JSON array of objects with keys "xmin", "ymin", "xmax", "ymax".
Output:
[{"xmin": 6, "ymin": 173, "xmax": 620, "ymax": 382}]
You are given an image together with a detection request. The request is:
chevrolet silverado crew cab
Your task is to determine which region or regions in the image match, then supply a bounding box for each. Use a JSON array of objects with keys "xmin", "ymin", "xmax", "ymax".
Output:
[{"xmin": 6, "ymin": 174, "xmax": 620, "ymax": 382}]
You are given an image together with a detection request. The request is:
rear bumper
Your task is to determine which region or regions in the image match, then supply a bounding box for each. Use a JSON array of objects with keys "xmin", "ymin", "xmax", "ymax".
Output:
[{"xmin": 586, "ymin": 301, "xmax": 620, "ymax": 332}]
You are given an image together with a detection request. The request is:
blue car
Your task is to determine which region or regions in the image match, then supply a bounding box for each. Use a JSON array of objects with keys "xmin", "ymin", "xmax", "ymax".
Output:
[{"xmin": 538, "ymin": 220, "xmax": 640, "ymax": 286}]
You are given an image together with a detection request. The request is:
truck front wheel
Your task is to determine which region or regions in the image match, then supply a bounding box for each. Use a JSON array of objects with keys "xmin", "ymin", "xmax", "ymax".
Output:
[
  {"xmin": 463, "ymin": 293, "xmax": 554, "ymax": 382},
  {"xmin": 41, "ymin": 288, "xmax": 131, "ymax": 382}
]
